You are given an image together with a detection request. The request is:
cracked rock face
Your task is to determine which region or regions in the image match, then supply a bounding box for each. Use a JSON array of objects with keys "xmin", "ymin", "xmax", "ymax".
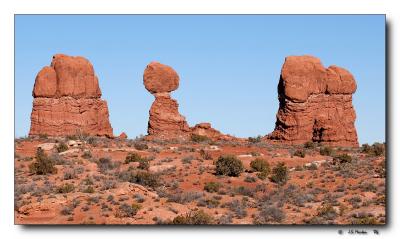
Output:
[
  {"xmin": 29, "ymin": 54, "xmax": 113, "ymax": 137},
  {"xmin": 267, "ymin": 55, "xmax": 358, "ymax": 147}
]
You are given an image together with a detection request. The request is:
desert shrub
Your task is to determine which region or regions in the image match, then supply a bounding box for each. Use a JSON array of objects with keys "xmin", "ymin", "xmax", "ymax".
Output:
[
  {"xmin": 362, "ymin": 143, "xmax": 385, "ymax": 156},
  {"xmin": 197, "ymin": 198, "xmax": 220, "ymax": 208},
  {"xmin": 60, "ymin": 206, "xmax": 73, "ymax": 215},
  {"xmin": 204, "ymin": 182, "xmax": 221, "ymax": 193},
  {"xmin": 134, "ymin": 142, "xmax": 148, "ymax": 150},
  {"xmin": 270, "ymin": 162, "xmax": 289, "ymax": 185},
  {"xmin": 294, "ymin": 149, "xmax": 306, "ymax": 158},
  {"xmin": 125, "ymin": 152, "xmax": 144, "ymax": 164},
  {"xmin": 166, "ymin": 191, "xmax": 203, "ymax": 204},
  {"xmin": 101, "ymin": 179, "xmax": 117, "ymax": 190},
  {"xmin": 378, "ymin": 160, "xmax": 386, "ymax": 178},
  {"xmin": 248, "ymin": 135, "xmax": 262, "ymax": 143},
  {"xmin": 250, "ymin": 158, "xmax": 270, "ymax": 173},
  {"xmin": 333, "ymin": 154, "xmax": 352, "ymax": 164},
  {"xmin": 56, "ymin": 142, "xmax": 68, "ymax": 153},
  {"xmin": 134, "ymin": 193, "xmax": 145, "ymax": 203},
  {"xmin": 320, "ymin": 146, "xmax": 334, "ymax": 156},
  {"xmin": 218, "ymin": 213, "xmax": 234, "ymax": 224},
  {"xmin": 351, "ymin": 212, "xmax": 378, "ymax": 224},
  {"xmin": 96, "ymin": 157, "xmax": 117, "ymax": 173},
  {"xmin": 29, "ymin": 148, "xmax": 57, "ymax": 175},
  {"xmin": 81, "ymin": 150, "xmax": 92, "ymax": 159},
  {"xmin": 255, "ymin": 205, "xmax": 285, "ymax": 223},
  {"xmin": 63, "ymin": 169, "xmax": 76, "ymax": 180},
  {"xmin": 191, "ymin": 134, "xmax": 209, "ymax": 143},
  {"xmin": 234, "ymin": 186, "xmax": 255, "ymax": 197},
  {"xmin": 215, "ymin": 155, "xmax": 244, "ymax": 177},
  {"xmin": 83, "ymin": 186, "xmax": 95, "ymax": 193},
  {"xmin": 199, "ymin": 149, "xmax": 212, "ymax": 160},
  {"xmin": 244, "ymin": 176, "xmax": 257, "ymax": 183},
  {"xmin": 56, "ymin": 183, "xmax": 75, "ymax": 194},
  {"xmin": 171, "ymin": 210, "xmax": 214, "ymax": 224},
  {"xmin": 118, "ymin": 169, "xmax": 160, "ymax": 188},
  {"xmin": 181, "ymin": 155, "xmax": 195, "ymax": 164},
  {"xmin": 118, "ymin": 203, "xmax": 141, "ymax": 217},
  {"xmin": 225, "ymin": 199, "xmax": 247, "ymax": 219},
  {"xmin": 316, "ymin": 203, "xmax": 337, "ymax": 220},
  {"xmin": 138, "ymin": 159, "xmax": 150, "ymax": 170},
  {"xmin": 305, "ymin": 163, "xmax": 318, "ymax": 170},
  {"xmin": 304, "ymin": 141, "xmax": 316, "ymax": 149},
  {"xmin": 257, "ymin": 171, "xmax": 268, "ymax": 180}
]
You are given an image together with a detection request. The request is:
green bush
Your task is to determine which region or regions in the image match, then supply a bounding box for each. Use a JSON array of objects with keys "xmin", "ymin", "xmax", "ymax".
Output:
[
  {"xmin": 96, "ymin": 157, "xmax": 117, "ymax": 172},
  {"xmin": 56, "ymin": 183, "xmax": 75, "ymax": 194},
  {"xmin": 316, "ymin": 203, "xmax": 337, "ymax": 220},
  {"xmin": 204, "ymin": 182, "xmax": 221, "ymax": 193},
  {"xmin": 270, "ymin": 162, "xmax": 288, "ymax": 185},
  {"xmin": 248, "ymin": 136, "xmax": 262, "ymax": 143},
  {"xmin": 320, "ymin": 146, "xmax": 333, "ymax": 156},
  {"xmin": 171, "ymin": 210, "xmax": 214, "ymax": 224},
  {"xmin": 29, "ymin": 148, "xmax": 57, "ymax": 175},
  {"xmin": 118, "ymin": 170, "xmax": 160, "ymax": 188},
  {"xmin": 362, "ymin": 143, "xmax": 385, "ymax": 156},
  {"xmin": 138, "ymin": 159, "xmax": 150, "ymax": 170},
  {"xmin": 304, "ymin": 141, "xmax": 315, "ymax": 149},
  {"xmin": 83, "ymin": 186, "xmax": 95, "ymax": 193},
  {"xmin": 125, "ymin": 152, "xmax": 147, "ymax": 164},
  {"xmin": 294, "ymin": 149, "xmax": 306, "ymax": 158},
  {"xmin": 199, "ymin": 149, "xmax": 212, "ymax": 160},
  {"xmin": 191, "ymin": 134, "xmax": 209, "ymax": 143},
  {"xmin": 118, "ymin": 203, "xmax": 142, "ymax": 217},
  {"xmin": 56, "ymin": 142, "xmax": 68, "ymax": 153},
  {"xmin": 134, "ymin": 142, "xmax": 149, "ymax": 151},
  {"xmin": 250, "ymin": 158, "xmax": 270, "ymax": 173},
  {"xmin": 334, "ymin": 154, "xmax": 352, "ymax": 164},
  {"xmin": 215, "ymin": 155, "xmax": 244, "ymax": 177}
]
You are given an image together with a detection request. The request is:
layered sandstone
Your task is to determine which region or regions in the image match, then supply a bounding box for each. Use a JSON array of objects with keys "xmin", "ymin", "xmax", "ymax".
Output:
[
  {"xmin": 29, "ymin": 54, "xmax": 113, "ymax": 137},
  {"xmin": 267, "ymin": 55, "xmax": 358, "ymax": 147},
  {"xmin": 144, "ymin": 62, "xmax": 190, "ymax": 139},
  {"xmin": 144, "ymin": 62, "xmax": 230, "ymax": 140}
]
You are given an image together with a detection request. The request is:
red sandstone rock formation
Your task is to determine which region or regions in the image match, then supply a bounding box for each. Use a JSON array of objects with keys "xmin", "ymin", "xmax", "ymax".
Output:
[
  {"xmin": 267, "ymin": 55, "xmax": 358, "ymax": 147},
  {"xmin": 29, "ymin": 54, "xmax": 113, "ymax": 137},
  {"xmin": 144, "ymin": 62, "xmax": 190, "ymax": 139},
  {"xmin": 144, "ymin": 62, "xmax": 231, "ymax": 141},
  {"xmin": 119, "ymin": 132, "xmax": 128, "ymax": 139}
]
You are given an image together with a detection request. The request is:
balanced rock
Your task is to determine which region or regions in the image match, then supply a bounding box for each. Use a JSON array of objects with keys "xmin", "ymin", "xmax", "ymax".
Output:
[
  {"xmin": 267, "ymin": 55, "xmax": 358, "ymax": 147},
  {"xmin": 144, "ymin": 62, "xmax": 190, "ymax": 139},
  {"xmin": 143, "ymin": 61, "xmax": 179, "ymax": 94},
  {"xmin": 29, "ymin": 54, "xmax": 113, "ymax": 137}
]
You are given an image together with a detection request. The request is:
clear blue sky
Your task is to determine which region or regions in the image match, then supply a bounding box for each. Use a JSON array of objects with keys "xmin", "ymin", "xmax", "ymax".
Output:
[{"xmin": 15, "ymin": 15, "xmax": 385, "ymax": 144}]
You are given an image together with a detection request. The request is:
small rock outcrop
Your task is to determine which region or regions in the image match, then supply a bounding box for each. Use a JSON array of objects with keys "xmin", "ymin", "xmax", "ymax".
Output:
[
  {"xmin": 29, "ymin": 54, "xmax": 113, "ymax": 137},
  {"xmin": 267, "ymin": 55, "xmax": 358, "ymax": 147}
]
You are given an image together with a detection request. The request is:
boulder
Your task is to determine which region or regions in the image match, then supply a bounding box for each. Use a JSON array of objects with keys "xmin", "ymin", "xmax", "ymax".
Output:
[{"xmin": 143, "ymin": 61, "xmax": 179, "ymax": 94}]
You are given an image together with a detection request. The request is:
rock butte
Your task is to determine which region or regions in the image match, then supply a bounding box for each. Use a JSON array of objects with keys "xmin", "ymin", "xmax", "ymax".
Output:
[
  {"xmin": 29, "ymin": 54, "xmax": 113, "ymax": 137},
  {"xmin": 143, "ymin": 62, "xmax": 234, "ymax": 141},
  {"xmin": 266, "ymin": 55, "xmax": 358, "ymax": 147}
]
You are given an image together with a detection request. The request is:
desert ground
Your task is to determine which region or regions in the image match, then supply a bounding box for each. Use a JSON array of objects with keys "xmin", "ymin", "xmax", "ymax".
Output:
[{"xmin": 14, "ymin": 135, "xmax": 385, "ymax": 225}]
